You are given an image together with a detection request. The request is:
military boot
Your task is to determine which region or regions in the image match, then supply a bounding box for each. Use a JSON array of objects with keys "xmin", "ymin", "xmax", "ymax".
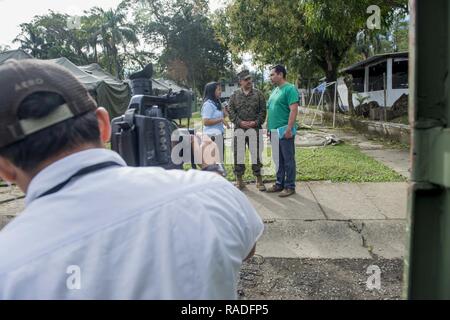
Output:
[
  {"xmin": 235, "ymin": 175, "xmax": 246, "ymax": 190},
  {"xmin": 256, "ymin": 175, "xmax": 266, "ymax": 191}
]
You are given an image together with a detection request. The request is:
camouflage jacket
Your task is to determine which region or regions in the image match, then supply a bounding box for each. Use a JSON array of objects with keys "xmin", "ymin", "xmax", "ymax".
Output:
[{"xmin": 228, "ymin": 88, "xmax": 267, "ymax": 128}]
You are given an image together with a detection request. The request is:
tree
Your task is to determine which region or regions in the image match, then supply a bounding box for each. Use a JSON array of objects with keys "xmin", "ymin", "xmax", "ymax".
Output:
[
  {"xmin": 10, "ymin": 0, "xmax": 231, "ymax": 86},
  {"xmin": 14, "ymin": 11, "xmax": 92, "ymax": 65},
  {"xmin": 12, "ymin": 1, "xmax": 139, "ymax": 79},
  {"xmin": 389, "ymin": 11, "xmax": 409, "ymax": 52},
  {"xmin": 0, "ymin": 44, "xmax": 11, "ymax": 52},
  {"xmin": 133, "ymin": 0, "xmax": 232, "ymax": 93},
  {"xmin": 355, "ymin": 9, "xmax": 409, "ymax": 59},
  {"xmin": 224, "ymin": 0, "xmax": 408, "ymax": 110},
  {"xmin": 87, "ymin": 4, "xmax": 139, "ymax": 78},
  {"xmin": 14, "ymin": 21, "xmax": 51, "ymax": 59}
]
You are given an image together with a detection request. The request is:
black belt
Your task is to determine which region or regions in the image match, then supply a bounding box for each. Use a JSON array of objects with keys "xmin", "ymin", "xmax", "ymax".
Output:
[{"xmin": 36, "ymin": 161, "xmax": 121, "ymax": 199}]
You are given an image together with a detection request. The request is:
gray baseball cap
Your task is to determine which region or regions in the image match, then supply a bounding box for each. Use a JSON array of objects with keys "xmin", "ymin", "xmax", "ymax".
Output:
[
  {"xmin": 237, "ymin": 69, "xmax": 252, "ymax": 81},
  {"xmin": 0, "ymin": 59, "xmax": 97, "ymax": 149}
]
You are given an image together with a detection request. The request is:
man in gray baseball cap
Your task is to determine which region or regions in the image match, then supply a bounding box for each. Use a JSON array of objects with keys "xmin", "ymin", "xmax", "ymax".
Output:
[
  {"xmin": 237, "ymin": 69, "xmax": 252, "ymax": 81},
  {"xmin": 0, "ymin": 59, "xmax": 98, "ymax": 151},
  {"xmin": 228, "ymin": 69, "xmax": 267, "ymax": 191},
  {"xmin": 0, "ymin": 59, "xmax": 109, "ymax": 188},
  {"xmin": 0, "ymin": 59, "xmax": 263, "ymax": 299}
]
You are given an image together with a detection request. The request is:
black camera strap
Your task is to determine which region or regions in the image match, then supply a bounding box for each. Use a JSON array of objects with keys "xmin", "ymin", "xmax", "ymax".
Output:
[{"xmin": 36, "ymin": 161, "xmax": 122, "ymax": 199}]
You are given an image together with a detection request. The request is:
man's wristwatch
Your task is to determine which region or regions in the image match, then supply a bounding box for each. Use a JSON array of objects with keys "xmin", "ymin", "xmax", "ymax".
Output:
[{"xmin": 201, "ymin": 163, "xmax": 227, "ymax": 177}]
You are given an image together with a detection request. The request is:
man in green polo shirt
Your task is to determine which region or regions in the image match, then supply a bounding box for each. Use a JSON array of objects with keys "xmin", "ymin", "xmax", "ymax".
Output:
[{"xmin": 266, "ymin": 65, "xmax": 299, "ymax": 197}]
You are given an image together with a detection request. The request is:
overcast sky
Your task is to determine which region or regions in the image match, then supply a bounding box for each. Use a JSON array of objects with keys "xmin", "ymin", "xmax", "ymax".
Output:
[{"xmin": 0, "ymin": 0, "xmax": 228, "ymax": 47}]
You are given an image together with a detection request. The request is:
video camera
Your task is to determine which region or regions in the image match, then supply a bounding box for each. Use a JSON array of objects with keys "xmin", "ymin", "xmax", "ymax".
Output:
[{"xmin": 111, "ymin": 64, "xmax": 194, "ymax": 169}]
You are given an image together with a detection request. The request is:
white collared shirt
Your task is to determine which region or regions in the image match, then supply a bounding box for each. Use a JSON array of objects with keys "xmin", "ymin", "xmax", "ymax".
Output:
[{"xmin": 0, "ymin": 149, "xmax": 263, "ymax": 299}]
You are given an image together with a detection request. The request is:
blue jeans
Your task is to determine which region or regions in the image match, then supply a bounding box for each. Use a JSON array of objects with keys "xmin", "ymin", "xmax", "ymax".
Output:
[{"xmin": 272, "ymin": 137, "xmax": 296, "ymax": 190}]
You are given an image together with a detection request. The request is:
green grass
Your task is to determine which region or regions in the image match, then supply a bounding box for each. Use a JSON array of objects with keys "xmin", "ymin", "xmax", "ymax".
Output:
[
  {"xmin": 291, "ymin": 144, "xmax": 406, "ymax": 182},
  {"xmin": 186, "ymin": 143, "xmax": 406, "ymax": 183},
  {"xmin": 178, "ymin": 112, "xmax": 201, "ymax": 128}
]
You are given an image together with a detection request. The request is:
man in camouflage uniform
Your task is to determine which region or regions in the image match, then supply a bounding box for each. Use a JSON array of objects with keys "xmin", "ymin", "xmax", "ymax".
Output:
[{"xmin": 228, "ymin": 70, "xmax": 267, "ymax": 191}]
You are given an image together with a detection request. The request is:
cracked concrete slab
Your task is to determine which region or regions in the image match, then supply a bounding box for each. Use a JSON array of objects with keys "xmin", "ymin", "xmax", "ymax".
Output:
[
  {"xmin": 242, "ymin": 181, "xmax": 408, "ymax": 260},
  {"xmin": 307, "ymin": 182, "xmax": 387, "ymax": 220},
  {"xmin": 243, "ymin": 184, "xmax": 326, "ymax": 221},
  {"xmin": 256, "ymin": 220, "xmax": 373, "ymax": 259},
  {"xmin": 0, "ymin": 180, "xmax": 408, "ymax": 261},
  {"xmin": 360, "ymin": 221, "xmax": 406, "ymax": 259},
  {"xmin": 358, "ymin": 183, "xmax": 407, "ymax": 219}
]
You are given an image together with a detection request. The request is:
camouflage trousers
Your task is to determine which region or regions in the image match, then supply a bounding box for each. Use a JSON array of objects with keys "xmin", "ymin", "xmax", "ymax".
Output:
[{"xmin": 233, "ymin": 128, "xmax": 264, "ymax": 177}]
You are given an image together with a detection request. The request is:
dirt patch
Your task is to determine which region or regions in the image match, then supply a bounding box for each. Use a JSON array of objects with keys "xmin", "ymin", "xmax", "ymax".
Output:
[
  {"xmin": 0, "ymin": 183, "xmax": 24, "ymax": 230},
  {"xmin": 238, "ymin": 257, "xmax": 403, "ymax": 300}
]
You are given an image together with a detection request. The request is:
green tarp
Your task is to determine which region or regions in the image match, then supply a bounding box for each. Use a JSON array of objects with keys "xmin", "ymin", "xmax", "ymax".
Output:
[
  {"xmin": 50, "ymin": 58, "xmax": 130, "ymax": 118},
  {"xmin": 81, "ymin": 64, "xmax": 131, "ymax": 118},
  {"xmin": 0, "ymin": 51, "xmax": 130, "ymax": 118}
]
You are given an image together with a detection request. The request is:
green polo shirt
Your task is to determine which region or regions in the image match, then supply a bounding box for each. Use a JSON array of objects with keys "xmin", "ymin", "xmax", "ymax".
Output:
[{"xmin": 267, "ymin": 82, "xmax": 299, "ymax": 130}]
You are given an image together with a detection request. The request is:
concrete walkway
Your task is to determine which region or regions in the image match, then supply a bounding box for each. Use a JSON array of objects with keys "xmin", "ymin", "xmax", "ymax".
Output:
[
  {"xmin": 244, "ymin": 181, "xmax": 407, "ymax": 260},
  {"xmin": 2, "ymin": 180, "xmax": 409, "ymax": 261},
  {"xmin": 245, "ymin": 124, "xmax": 411, "ymax": 261}
]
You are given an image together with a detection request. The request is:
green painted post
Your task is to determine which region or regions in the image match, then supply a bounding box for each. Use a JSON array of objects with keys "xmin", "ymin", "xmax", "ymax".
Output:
[{"xmin": 405, "ymin": 0, "xmax": 450, "ymax": 299}]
